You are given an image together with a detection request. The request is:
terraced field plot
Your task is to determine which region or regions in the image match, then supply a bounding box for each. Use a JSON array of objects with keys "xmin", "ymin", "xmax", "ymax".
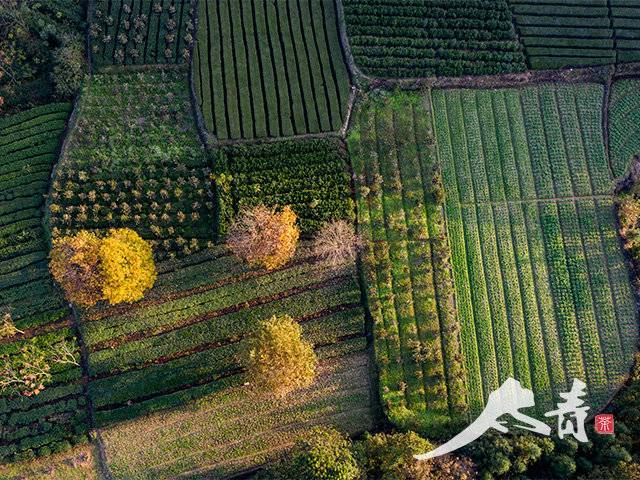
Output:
[
  {"xmin": 343, "ymin": 0, "xmax": 527, "ymax": 78},
  {"xmin": 510, "ymin": 0, "xmax": 640, "ymax": 69},
  {"xmin": 194, "ymin": 0, "xmax": 351, "ymax": 140},
  {"xmin": 91, "ymin": 0, "xmax": 195, "ymax": 67},
  {"xmin": 433, "ymin": 84, "xmax": 637, "ymax": 416},
  {"xmin": 79, "ymin": 245, "xmax": 374, "ymax": 478},
  {"xmin": 348, "ymin": 92, "xmax": 467, "ymax": 436},
  {"xmin": 609, "ymin": 79, "xmax": 640, "ymax": 178},
  {"xmin": 0, "ymin": 104, "xmax": 88, "ymax": 462}
]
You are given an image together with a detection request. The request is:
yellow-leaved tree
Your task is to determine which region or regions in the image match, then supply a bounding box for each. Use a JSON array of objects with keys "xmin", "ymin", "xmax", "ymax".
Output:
[
  {"xmin": 246, "ymin": 315, "xmax": 317, "ymax": 397},
  {"xmin": 226, "ymin": 205, "xmax": 299, "ymax": 270},
  {"xmin": 50, "ymin": 228, "xmax": 156, "ymax": 306},
  {"xmin": 49, "ymin": 230, "xmax": 103, "ymax": 306},
  {"xmin": 99, "ymin": 228, "xmax": 156, "ymax": 304}
]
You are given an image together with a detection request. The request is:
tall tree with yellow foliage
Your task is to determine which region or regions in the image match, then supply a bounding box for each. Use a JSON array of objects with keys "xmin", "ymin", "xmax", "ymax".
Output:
[{"xmin": 49, "ymin": 228, "xmax": 156, "ymax": 306}]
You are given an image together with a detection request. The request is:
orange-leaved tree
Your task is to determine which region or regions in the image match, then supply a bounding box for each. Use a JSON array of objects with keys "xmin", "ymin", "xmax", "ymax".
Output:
[
  {"xmin": 50, "ymin": 228, "xmax": 156, "ymax": 306},
  {"xmin": 49, "ymin": 230, "xmax": 103, "ymax": 306},
  {"xmin": 245, "ymin": 315, "xmax": 317, "ymax": 397},
  {"xmin": 226, "ymin": 204, "xmax": 299, "ymax": 270},
  {"xmin": 99, "ymin": 228, "xmax": 156, "ymax": 305}
]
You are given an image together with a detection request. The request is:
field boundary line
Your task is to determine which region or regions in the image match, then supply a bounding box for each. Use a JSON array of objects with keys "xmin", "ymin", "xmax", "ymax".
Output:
[
  {"xmin": 70, "ymin": 304, "xmax": 114, "ymax": 480},
  {"xmin": 457, "ymin": 193, "xmax": 612, "ymax": 207}
]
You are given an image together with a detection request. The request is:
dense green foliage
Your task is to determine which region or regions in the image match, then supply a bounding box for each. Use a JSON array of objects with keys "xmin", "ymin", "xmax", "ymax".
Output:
[
  {"xmin": 510, "ymin": 0, "xmax": 640, "ymax": 69},
  {"xmin": 343, "ymin": 0, "xmax": 526, "ymax": 78},
  {"xmin": 194, "ymin": 0, "xmax": 350, "ymax": 140},
  {"xmin": 48, "ymin": 68, "xmax": 214, "ymax": 258},
  {"xmin": 0, "ymin": 1, "xmax": 87, "ymax": 114},
  {"xmin": 287, "ymin": 427, "xmax": 361, "ymax": 480},
  {"xmin": 433, "ymin": 83, "xmax": 636, "ymax": 417},
  {"xmin": 90, "ymin": 0, "xmax": 196, "ymax": 68},
  {"xmin": 216, "ymin": 138, "xmax": 354, "ymax": 236},
  {"xmin": 349, "ymin": 92, "xmax": 466, "ymax": 437},
  {"xmin": 79, "ymin": 244, "xmax": 373, "ymax": 478},
  {"xmin": 609, "ymin": 79, "xmax": 640, "ymax": 178},
  {"xmin": 0, "ymin": 104, "xmax": 87, "ymax": 463}
]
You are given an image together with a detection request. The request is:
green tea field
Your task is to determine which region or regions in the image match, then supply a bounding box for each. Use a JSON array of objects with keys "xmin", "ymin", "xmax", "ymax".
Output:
[
  {"xmin": 194, "ymin": 0, "xmax": 351, "ymax": 140},
  {"xmin": 79, "ymin": 244, "xmax": 374, "ymax": 478},
  {"xmin": 0, "ymin": 104, "xmax": 87, "ymax": 463}
]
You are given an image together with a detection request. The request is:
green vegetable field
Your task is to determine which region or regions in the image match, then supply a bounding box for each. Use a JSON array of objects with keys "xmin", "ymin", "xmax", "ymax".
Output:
[
  {"xmin": 91, "ymin": 0, "xmax": 196, "ymax": 67},
  {"xmin": 216, "ymin": 138, "xmax": 354, "ymax": 235},
  {"xmin": 348, "ymin": 92, "xmax": 466, "ymax": 436},
  {"xmin": 78, "ymin": 244, "xmax": 374, "ymax": 478},
  {"xmin": 510, "ymin": 0, "xmax": 640, "ymax": 69},
  {"xmin": 49, "ymin": 68, "xmax": 214, "ymax": 258},
  {"xmin": 609, "ymin": 79, "xmax": 640, "ymax": 178},
  {"xmin": 343, "ymin": 0, "xmax": 527, "ymax": 78},
  {"xmin": 433, "ymin": 84, "xmax": 637, "ymax": 415},
  {"xmin": 193, "ymin": 0, "xmax": 351, "ymax": 140},
  {"xmin": 0, "ymin": 104, "xmax": 88, "ymax": 463}
]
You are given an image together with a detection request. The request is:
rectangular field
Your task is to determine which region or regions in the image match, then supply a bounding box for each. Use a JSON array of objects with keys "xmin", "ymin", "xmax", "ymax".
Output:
[
  {"xmin": 49, "ymin": 68, "xmax": 214, "ymax": 258},
  {"xmin": 79, "ymin": 244, "xmax": 375, "ymax": 478},
  {"xmin": 343, "ymin": 0, "xmax": 527, "ymax": 78},
  {"xmin": 193, "ymin": 0, "xmax": 351, "ymax": 140},
  {"xmin": 432, "ymin": 84, "xmax": 637, "ymax": 415},
  {"xmin": 91, "ymin": 0, "xmax": 196, "ymax": 67},
  {"xmin": 0, "ymin": 104, "xmax": 88, "ymax": 463},
  {"xmin": 216, "ymin": 138, "xmax": 354, "ymax": 235},
  {"xmin": 348, "ymin": 92, "xmax": 467, "ymax": 436},
  {"xmin": 510, "ymin": 0, "xmax": 640, "ymax": 68}
]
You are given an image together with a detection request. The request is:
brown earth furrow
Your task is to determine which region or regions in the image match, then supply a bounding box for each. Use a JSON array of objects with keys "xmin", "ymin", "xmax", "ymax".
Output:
[
  {"xmin": 89, "ymin": 302, "xmax": 362, "ymax": 380},
  {"xmin": 84, "ymin": 256, "xmax": 315, "ymax": 322}
]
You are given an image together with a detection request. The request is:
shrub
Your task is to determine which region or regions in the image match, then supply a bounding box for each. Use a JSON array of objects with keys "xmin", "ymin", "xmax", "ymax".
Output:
[
  {"xmin": 355, "ymin": 431, "xmax": 432, "ymax": 480},
  {"xmin": 245, "ymin": 315, "xmax": 317, "ymax": 397},
  {"xmin": 287, "ymin": 427, "xmax": 361, "ymax": 480},
  {"xmin": 312, "ymin": 220, "xmax": 360, "ymax": 269},
  {"xmin": 50, "ymin": 230, "xmax": 103, "ymax": 307},
  {"xmin": 52, "ymin": 37, "xmax": 86, "ymax": 99},
  {"xmin": 99, "ymin": 228, "xmax": 157, "ymax": 304},
  {"xmin": 227, "ymin": 205, "xmax": 299, "ymax": 270}
]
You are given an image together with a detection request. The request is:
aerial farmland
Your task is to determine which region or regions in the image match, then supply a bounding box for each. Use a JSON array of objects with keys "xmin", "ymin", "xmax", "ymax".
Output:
[{"xmin": 1, "ymin": 1, "xmax": 640, "ymax": 479}]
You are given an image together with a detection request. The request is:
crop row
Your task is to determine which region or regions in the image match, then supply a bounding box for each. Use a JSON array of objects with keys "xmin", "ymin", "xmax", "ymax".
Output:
[
  {"xmin": 90, "ymin": 0, "xmax": 196, "ymax": 67},
  {"xmin": 194, "ymin": 0, "xmax": 350, "ymax": 140},
  {"xmin": 510, "ymin": 0, "xmax": 640, "ymax": 69},
  {"xmin": 609, "ymin": 79, "xmax": 640, "ymax": 178},
  {"xmin": 52, "ymin": 69, "xmax": 215, "ymax": 257},
  {"xmin": 0, "ymin": 103, "xmax": 89, "ymax": 464},
  {"xmin": 432, "ymin": 85, "xmax": 637, "ymax": 415},
  {"xmin": 215, "ymin": 138, "xmax": 354, "ymax": 235},
  {"xmin": 349, "ymin": 92, "xmax": 467, "ymax": 436},
  {"xmin": 343, "ymin": 0, "xmax": 526, "ymax": 78}
]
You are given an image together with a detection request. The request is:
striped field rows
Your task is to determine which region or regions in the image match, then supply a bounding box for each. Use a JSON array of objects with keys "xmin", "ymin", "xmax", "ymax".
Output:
[{"xmin": 433, "ymin": 84, "xmax": 637, "ymax": 415}]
